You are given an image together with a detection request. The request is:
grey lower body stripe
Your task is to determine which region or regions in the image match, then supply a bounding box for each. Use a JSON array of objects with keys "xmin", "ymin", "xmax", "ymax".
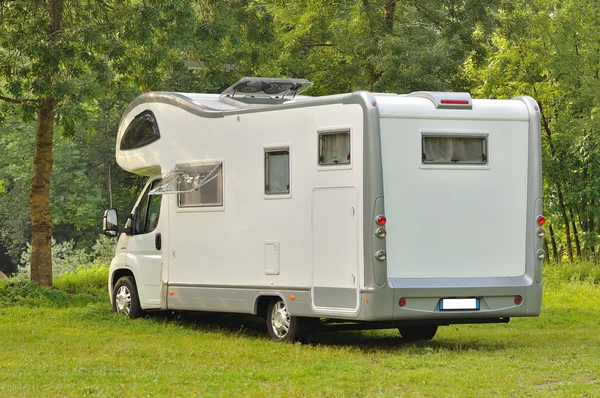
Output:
[{"xmin": 167, "ymin": 283, "xmax": 310, "ymax": 292}]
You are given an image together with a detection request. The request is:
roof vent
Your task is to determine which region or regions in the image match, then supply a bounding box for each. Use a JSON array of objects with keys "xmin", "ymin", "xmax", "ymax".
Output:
[
  {"xmin": 220, "ymin": 77, "xmax": 312, "ymax": 102},
  {"xmin": 408, "ymin": 92, "xmax": 473, "ymax": 110}
]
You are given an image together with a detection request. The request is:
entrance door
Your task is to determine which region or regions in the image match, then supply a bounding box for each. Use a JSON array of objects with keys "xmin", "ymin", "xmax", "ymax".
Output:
[
  {"xmin": 126, "ymin": 178, "xmax": 164, "ymax": 307},
  {"xmin": 311, "ymin": 187, "xmax": 359, "ymax": 311}
]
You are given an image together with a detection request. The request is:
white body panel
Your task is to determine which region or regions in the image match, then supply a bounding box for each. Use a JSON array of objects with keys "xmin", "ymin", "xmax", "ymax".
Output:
[
  {"xmin": 150, "ymin": 104, "xmax": 365, "ymax": 313},
  {"xmin": 380, "ymin": 117, "xmax": 529, "ymax": 278}
]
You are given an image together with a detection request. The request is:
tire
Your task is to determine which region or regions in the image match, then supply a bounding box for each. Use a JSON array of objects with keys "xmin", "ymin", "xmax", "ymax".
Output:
[
  {"xmin": 398, "ymin": 325, "xmax": 438, "ymax": 341},
  {"xmin": 266, "ymin": 298, "xmax": 301, "ymax": 342},
  {"xmin": 112, "ymin": 276, "xmax": 143, "ymax": 319}
]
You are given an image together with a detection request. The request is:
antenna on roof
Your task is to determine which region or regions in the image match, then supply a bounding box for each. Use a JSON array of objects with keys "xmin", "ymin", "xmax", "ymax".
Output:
[{"xmin": 220, "ymin": 77, "xmax": 313, "ymax": 103}]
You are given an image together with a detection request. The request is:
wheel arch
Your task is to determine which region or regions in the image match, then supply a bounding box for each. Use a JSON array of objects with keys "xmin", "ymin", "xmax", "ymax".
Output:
[
  {"xmin": 255, "ymin": 294, "xmax": 286, "ymax": 319},
  {"xmin": 110, "ymin": 268, "xmax": 137, "ymax": 294}
]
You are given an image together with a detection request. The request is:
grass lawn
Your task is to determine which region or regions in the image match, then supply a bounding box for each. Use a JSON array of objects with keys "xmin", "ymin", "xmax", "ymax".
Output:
[{"xmin": 1, "ymin": 271, "xmax": 599, "ymax": 397}]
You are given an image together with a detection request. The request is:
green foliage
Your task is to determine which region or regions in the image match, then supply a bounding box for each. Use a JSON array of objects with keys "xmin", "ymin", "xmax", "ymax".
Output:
[
  {"xmin": 468, "ymin": 0, "xmax": 600, "ymax": 261},
  {"xmin": 544, "ymin": 261, "xmax": 600, "ymax": 285},
  {"xmin": 0, "ymin": 279, "xmax": 70, "ymax": 308},
  {"xmin": 18, "ymin": 239, "xmax": 90, "ymax": 279},
  {"xmin": 52, "ymin": 264, "xmax": 108, "ymax": 294},
  {"xmin": 0, "ymin": 265, "xmax": 108, "ymax": 308},
  {"xmin": 90, "ymin": 235, "xmax": 117, "ymax": 266}
]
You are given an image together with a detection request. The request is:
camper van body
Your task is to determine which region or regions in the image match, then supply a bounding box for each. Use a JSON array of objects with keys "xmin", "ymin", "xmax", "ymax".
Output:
[{"xmin": 105, "ymin": 78, "xmax": 543, "ymax": 341}]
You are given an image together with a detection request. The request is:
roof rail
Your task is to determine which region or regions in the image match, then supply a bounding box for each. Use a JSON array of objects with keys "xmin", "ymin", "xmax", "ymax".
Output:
[
  {"xmin": 408, "ymin": 92, "xmax": 472, "ymax": 110},
  {"xmin": 220, "ymin": 77, "xmax": 312, "ymax": 105}
]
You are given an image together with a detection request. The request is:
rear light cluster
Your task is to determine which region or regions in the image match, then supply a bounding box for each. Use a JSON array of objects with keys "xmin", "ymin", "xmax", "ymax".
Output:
[
  {"xmin": 374, "ymin": 214, "xmax": 387, "ymax": 261},
  {"xmin": 536, "ymin": 214, "xmax": 546, "ymax": 260}
]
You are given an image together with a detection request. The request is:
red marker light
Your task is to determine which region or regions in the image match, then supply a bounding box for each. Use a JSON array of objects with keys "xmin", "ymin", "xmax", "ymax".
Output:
[
  {"xmin": 514, "ymin": 296, "xmax": 523, "ymax": 305},
  {"xmin": 398, "ymin": 297, "xmax": 407, "ymax": 307},
  {"xmin": 537, "ymin": 215, "xmax": 546, "ymax": 225},
  {"xmin": 376, "ymin": 215, "xmax": 387, "ymax": 226},
  {"xmin": 440, "ymin": 99, "xmax": 470, "ymax": 105}
]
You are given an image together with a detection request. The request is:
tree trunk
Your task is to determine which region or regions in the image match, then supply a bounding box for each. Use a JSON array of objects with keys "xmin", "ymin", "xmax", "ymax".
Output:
[
  {"xmin": 383, "ymin": 0, "xmax": 398, "ymax": 34},
  {"xmin": 29, "ymin": 99, "xmax": 56, "ymax": 287},
  {"xmin": 569, "ymin": 208, "xmax": 581, "ymax": 259},
  {"xmin": 543, "ymin": 235, "xmax": 551, "ymax": 263},
  {"xmin": 549, "ymin": 223, "xmax": 559, "ymax": 263},
  {"xmin": 557, "ymin": 188, "xmax": 574, "ymax": 262}
]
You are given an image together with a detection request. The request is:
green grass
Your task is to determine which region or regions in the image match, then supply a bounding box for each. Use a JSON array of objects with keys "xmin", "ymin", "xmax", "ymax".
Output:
[{"xmin": 0, "ymin": 263, "xmax": 599, "ymax": 397}]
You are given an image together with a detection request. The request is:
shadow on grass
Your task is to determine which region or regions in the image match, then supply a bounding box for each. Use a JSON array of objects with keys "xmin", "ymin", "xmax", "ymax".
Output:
[{"xmin": 144, "ymin": 310, "xmax": 508, "ymax": 353}]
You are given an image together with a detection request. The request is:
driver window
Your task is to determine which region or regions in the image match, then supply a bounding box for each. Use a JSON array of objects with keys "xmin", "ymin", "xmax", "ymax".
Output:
[{"xmin": 134, "ymin": 180, "xmax": 162, "ymax": 235}]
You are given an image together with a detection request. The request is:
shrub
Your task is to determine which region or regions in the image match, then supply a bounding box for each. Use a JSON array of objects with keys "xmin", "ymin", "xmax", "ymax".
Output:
[
  {"xmin": 17, "ymin": 238, "xmax": 90, "ymax": 278},
  {"xmin": 0, "ymin": 265, "xmax": 109, "ymax": 308},
  {"xmin": 53, "ymin": 264, "xmax": 109, "ymax": 295},
  {"xmin": 0, "ymin": 278, "xmax": 69, "ymax": 308},
  {"xmin": 544, "ymin": 261, "xmax": 600, "ymax": 285},
  {"xmin": 91, "ymin": 235, "xmax": 117, "ymax": 265}
]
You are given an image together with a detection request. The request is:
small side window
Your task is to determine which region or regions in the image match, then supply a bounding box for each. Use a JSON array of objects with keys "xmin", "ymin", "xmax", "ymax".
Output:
[
  {"xmin": 265, "ymin": 148, "xmax": 290, "ymax": 195},
  {"xmin": 422, "ymin": 135, "xmax": 488, "ymax": 165},
  {"xmin": 319, "ymin": 130, "xmax": 350, "ymax": 165},
  {"xmin": 121, "ymin": 110, "xmax": 160, "ymax": 150},
  {"xmin": 178, "ymin": 163, "xmax": 223, "ymax": 207}
]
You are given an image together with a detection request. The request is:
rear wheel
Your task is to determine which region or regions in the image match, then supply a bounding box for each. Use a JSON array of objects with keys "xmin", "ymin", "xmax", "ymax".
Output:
[
  {"xmin": 398, "ymin": 325, "xmax": 438, "ymax": 341},
  {"xmin": 113, "ymin": 276, "xmax": 143, "ymax": 319},
  {"xmin": 266, "ymin": 298, "xmax": 301, "ymax": 342}
]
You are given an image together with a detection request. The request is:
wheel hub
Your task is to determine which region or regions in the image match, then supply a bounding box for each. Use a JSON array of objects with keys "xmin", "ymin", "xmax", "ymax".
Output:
[{"xmin": 115, "ymin": 286, "xmax": 132, "ymax": 315}]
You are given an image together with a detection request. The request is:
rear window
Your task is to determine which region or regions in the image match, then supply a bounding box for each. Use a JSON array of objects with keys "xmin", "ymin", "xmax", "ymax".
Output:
[{"xmin": 422, "ymin": 135, "xmax": 487, "ymax": 165}]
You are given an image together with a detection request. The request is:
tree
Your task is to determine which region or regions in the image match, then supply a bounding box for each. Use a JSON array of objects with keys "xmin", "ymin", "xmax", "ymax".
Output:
[
  {"xmin": 0, "ymin": 0, "xmax": 201, "ymax": 285},
  {"xmin": 468, "ymin": 0, "xmax": 600, "ymax": 262}
]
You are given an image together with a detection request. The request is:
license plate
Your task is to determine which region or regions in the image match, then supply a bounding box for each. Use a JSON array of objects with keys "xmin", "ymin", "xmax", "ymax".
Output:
[{"xmin": 439, "ymin": 298, "xmax": 480, "ymax": 311}]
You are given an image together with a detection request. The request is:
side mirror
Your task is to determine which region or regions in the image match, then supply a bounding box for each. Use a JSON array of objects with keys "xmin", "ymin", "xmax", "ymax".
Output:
[{"xmin": 102, "ymin": 209, "xmax": 119, "ymax": 237}]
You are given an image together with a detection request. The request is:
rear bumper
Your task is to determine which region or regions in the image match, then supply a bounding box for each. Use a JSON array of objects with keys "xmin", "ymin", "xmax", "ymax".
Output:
[{"xmin": 357, "ymin": 276, "xmax": 542, "ymax": 321}]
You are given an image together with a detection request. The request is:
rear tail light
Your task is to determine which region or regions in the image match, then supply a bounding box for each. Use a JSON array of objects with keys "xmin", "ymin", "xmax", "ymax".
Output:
[
  {"xmin": 537, "ymin": 215, "xmax": 546, "ymax": 225},
  {"xmin": 376, "ymin": 215, "xmax": 386, "ymax": 226}
]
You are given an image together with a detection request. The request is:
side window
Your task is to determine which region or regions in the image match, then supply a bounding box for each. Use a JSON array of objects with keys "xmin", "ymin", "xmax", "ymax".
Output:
[
  {"xmin": 178, "ymin": 163, "xmax": 223, "ymax": 207},
  {"xmin": 120, "ymin": 110, "xmax": 160, "ymax": 150},
  {"xmin": 319, "ymin": 130, "xmax": 350, "ymax": 165},
  {"xmin": 265, "ymin": 148, "xmax": 290, "ymax": 195},
  {"xmin": 134, "ymin": 180, "xmax": 162, "ymax": 234}
]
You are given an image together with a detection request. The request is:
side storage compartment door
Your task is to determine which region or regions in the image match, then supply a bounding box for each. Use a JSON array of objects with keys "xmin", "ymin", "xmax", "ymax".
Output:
[{"xmin": 311, "ymin": 187, "xmax": 359, "ymax": 312}]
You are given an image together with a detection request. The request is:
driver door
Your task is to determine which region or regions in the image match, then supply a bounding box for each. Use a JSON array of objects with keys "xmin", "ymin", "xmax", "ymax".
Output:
[{"xmin": 126, "ymin": 178, "xmax": 164, "ymax": 307}]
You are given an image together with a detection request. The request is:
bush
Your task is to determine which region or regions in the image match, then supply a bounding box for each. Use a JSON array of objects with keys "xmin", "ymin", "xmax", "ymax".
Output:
[
  {"xmin": 0, "ymin": 265, "xmax": 109, "ymax": 308},
  {"xmin": 0, "ymin": 278, "xmax": 70, "ymax": 308},
  {"xmin": 53, "ymin": 264, "xmax": 108, "ymax": 295},
  {"xmin": 544, "ymin": 261, "xmax": 600, "ymax": 285},
  {"xmin": 18, "ymin": 239, "xmax": 90, "ymax": 278},
  {"xmin": 17, "ymin": 235, "xmax": 115, "ymax": 279},
  {"xmin": 91, "ymin": 235, "xmax": 117, "ymax": 265}
]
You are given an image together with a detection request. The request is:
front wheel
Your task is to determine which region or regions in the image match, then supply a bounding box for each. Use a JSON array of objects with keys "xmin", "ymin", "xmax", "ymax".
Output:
[
  {"xmin": 398, "ymin": 325, "xmax": 438, "ymax": 341},
  {"xmin": 113, "ymin": 276, "xmax": 143, "ymax": 319},
  {"xmin": 266, "ymin": 298, "xmax": 301, "ymax": 342}
]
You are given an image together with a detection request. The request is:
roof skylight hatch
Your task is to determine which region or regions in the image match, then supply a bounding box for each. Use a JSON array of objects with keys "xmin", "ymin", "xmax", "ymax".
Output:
[{"xmin": 220, "ymin": 77, "xmax": 312, "ymax": 103}]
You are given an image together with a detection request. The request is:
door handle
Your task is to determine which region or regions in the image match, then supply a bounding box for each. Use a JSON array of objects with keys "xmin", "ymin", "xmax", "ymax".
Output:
[{"xmin": 155, "ymin": 233, "xmax": 162, "ymax": 251}]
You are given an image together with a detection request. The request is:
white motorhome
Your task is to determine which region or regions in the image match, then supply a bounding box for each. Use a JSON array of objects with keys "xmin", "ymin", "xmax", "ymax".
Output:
[{"xmin": 102, "ymin": 77, "xmax": 544, "ymax": 342}]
